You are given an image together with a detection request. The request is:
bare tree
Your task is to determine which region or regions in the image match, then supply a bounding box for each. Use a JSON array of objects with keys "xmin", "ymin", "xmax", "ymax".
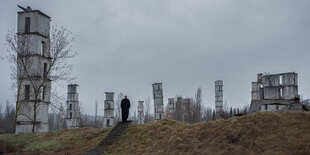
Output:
[
  {"xmin": 78, "ymin": 100, "xmax": 102, "ymax": 128},
  {"xmin": 78, "ymin": 101, "xmax": 85, "ymax": 127},
  {"xmin": 144, "ymin": 97, "xmax": 151, "ymax": 123},
  {"xmin": 3, "ymin": 32, "xmax": 31, "ymax": 132},
  {"xmin": 94, "ymin": 100, "xmax": 98, "ymax": 127},
  {"xmin": 133, "ymin": 110, "xmax": 137, "ymax": 124},
  {"xmin": 0, "ymin": 102, "xmax": 2, "ymax": 131},
  {"xmin": 5, "ymin": 26, "xmax": 76, "ymax": 132},
  {"xmin": 49, "ymin": 91, "xmax": 66, "ymax": 130},
  {"xmin": 218, "ymin": 101, "xmax": 230, "ymax": 119},
  {"xmin": 212, "ymin": 110, "xmax": 216, "ymax": 121},
  {"xmin": 114, "ymin": 92, "xmax": 124, "ymax": 122},
  {"xmin": 191, "ymin": 87, "xmax": 203, "ymax": 123},
  {"xmin": 170, "ymin": 88, "xmax": 204, "ymax": 123},
  {"xmin": 3, "ymin": 100, "xmax": 15, "ymax": 133},
  {"xmin": 202, "ymin": 107, "xmax": 213, "ymax": 121}
]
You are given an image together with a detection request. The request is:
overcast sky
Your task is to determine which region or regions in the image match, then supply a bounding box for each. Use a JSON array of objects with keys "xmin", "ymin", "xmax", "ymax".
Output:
[{"xmin": 0, "ymin": 0, "xmax": 310, "ymax": 116}]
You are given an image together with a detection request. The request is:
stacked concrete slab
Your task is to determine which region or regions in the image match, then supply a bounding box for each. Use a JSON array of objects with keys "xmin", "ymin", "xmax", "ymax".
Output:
[
  {"xmin": 152, "ymin": 83, "xmax": 164, "ymax": 121},
  {"xmin": 66, "ymin": 84, "xmax": 80, "ymax": 128},
  {"xmin": 215, "ymin": 80, "xmax": 224, "ymax": 117},
  {"xmin": 250, "ymin": 72, "xmax": 301, "ymax": 113},
  {"xmin": 16, "ymin": 7, "xmax": 51, "ymax": 133},
  {"xmin": 137, "ymin": 101, "xmax": 144, "ymax": 124},
  {"xmin": 103, "ymin": 92, "xmax": 114, "ymax": 127}
]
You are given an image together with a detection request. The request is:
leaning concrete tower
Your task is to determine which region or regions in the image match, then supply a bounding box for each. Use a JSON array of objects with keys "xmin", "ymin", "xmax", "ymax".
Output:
[
  {"xmin": 138, "ymin": 101, "xmax": 144, "ymax": 124},
  {"xmin": 215, "ymin": 80, "xmax": 224, "ymax": 116},
  {"xmin": 137, "ymin": 101, "xmax": 145, "ymax": 124},
  {"xmin": 15, "ymin": 6, "xmax": 51, "ymax": 133},
  {"xmin": 167, "ymin": 98, "xmax": 175, "ymax": 119},
  {"xmin": 66, "ymin": 84, "xmax": 80, "ymax": 128},
  {"xmin": 152, "ymin": 83, "xmax": 164, "ymax": 121},
  {"xmin": 103, "ymin": 92, "xmax": 114, "ymax": 128}
]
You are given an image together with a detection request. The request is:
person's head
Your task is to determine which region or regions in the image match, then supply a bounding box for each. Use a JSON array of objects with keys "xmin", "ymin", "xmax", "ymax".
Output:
[{"xmin": 124, "ymin": 95, "xmax": 127, "ymax": 99}]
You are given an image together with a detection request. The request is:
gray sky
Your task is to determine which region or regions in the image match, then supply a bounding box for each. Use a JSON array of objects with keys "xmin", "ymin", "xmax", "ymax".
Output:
[{"xmin": 0, "ymin": 0, "xmax": 310, "ymax": 116}]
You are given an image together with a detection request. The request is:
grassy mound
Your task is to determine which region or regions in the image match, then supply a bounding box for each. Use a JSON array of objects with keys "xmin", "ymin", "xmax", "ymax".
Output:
[
  {"xmin": 1, "ymin": 112, "xmax": 309, "ymax": 154},
  {"xmin": 0, "ymin": 127, "xmax": 111, "ymax": 154},
  {"xmin": 107, "ymin": 112, "xmax": 310, "ymax": 154}
]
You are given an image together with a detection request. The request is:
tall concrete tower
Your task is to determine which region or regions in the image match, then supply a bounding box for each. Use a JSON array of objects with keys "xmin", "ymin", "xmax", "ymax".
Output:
[
  {"xmin": 137, "ymin": 101, "xmax": 144, "ymax": 124},
  {"xmin": 167, "ymin": 98, "xmax": 175, "ymax": 119},
  {"xmin": 16, "ymin": 6, "xmax": 51, "ymax": 133},
  {"xmin": 103, "ymin": 92, "xmax": 114, "ymax": 128},
  {"xmin": 66, "ymin": 84, "xmax": 80, "ymax": 128},
  {"xmin": 215, "ymin": 80, "xmax": 224, "ymax": 115},
  {"xmin": 152, "ymin": 83, "xmax": 164, "ymax": 121}
]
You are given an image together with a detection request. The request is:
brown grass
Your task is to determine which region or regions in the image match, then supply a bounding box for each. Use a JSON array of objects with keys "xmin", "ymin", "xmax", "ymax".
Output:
[
  {"xmin": 0, "ymin": 127, "xmax": 111, "ymax": 154},
  {"xmin": 107, "ymin": 111, "xmax": 310, "ymax": 155},
  {"xmin": 1, "ymin": 112, "xmax": 310, "ymax": 155}
]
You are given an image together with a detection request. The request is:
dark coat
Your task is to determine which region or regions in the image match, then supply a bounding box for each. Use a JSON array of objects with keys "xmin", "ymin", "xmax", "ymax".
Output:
[
  {"xmin": 121, "ymin": 98, "xmax": 131, "ymax": 109},
  {"xmin": 121, "ymin": 98, "xmax": 130, "ymax": 122}
]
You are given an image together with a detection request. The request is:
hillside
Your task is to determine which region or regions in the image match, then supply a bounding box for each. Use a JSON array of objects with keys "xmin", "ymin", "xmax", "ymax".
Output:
[
  {"xmin": 108, "ymin": 111, "xmax": 310, "ymax": 154},
  {"xmin": 0, "ymin": 127, "xmax": 112, "ymax": 154},
  {"xmin": 1, "ymin": 112, "xmax": 310, "ymax": 154}
]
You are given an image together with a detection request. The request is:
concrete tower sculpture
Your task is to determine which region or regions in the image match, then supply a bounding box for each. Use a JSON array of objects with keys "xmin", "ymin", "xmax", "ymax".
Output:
[
  {"xmin": 16, "ymin": 6, "xmax": 51, "ymax": 133},
  {"xmin": 215, "ymin": 80, "xmax": 224, "ymax": 117},
  {"xmin": 103, "ymin": 92, "xmax": 114, "ymax": 128},
  {"xmin": 250, "ymin": 72, "xmax": 300, "ymax": 113},
  {"xmin": 167, "ymin": 98, "xmax": 175, "ymax": 119},
  {"xmin": 137, "ymin": 101, "xmax": 145, "ymax": 124},
  {"xmin": 152, "ymin": 83, "xmax": 164, "ymax": 121},
  {"xmin": 66, "ymin": 84, "xmax": 80, "ymax": 128}
]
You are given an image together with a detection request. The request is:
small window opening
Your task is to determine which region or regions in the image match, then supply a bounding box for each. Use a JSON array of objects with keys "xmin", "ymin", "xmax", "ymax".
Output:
[
  {"xmin": 279, "ymin": 88, "xmax": 283, "ymax": 98},
  {"xmin": 219, "ymin": 86, "xmax": 223, "ymax": 91},
  {"xmin": 159, "ymin": 114, "xmax": 162, "ymax": 119},
  {"xmin": 25, "ymin": 17, "xmax": 30, "ymax": 33},
  {"xmin": 107, "ymin": 119, "xmax": 110, "ymax": 126},
  {"xmin": 41, "ymin": 41, "xmax": 46, "ymax": 55},
  {"xmin": 42, "ymin": 86, "xmax": 46, "ymax": 101},
  {"xmin": 25, "ymin": 85, "xmax": 30, "ymax": 100},
  {"xmin": 70, "ymin": 112, "xmax": 72, "ymax": 119},
  {"xmin": 69, "ymin": 104, "xmax": 72, "ymax": 110},
  {"xmin": 279, "ymin": 75, "xmax": 283, "ymax": 85},
  {"xmin": 43, "ymin": 63, "xmax": 47, "ymax": 77}
]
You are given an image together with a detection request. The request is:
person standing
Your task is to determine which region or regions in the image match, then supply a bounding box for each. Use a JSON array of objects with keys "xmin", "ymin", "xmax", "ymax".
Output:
[{"xmin": 121, "ymin": 95, "xmax": 131, "ymax": 122}]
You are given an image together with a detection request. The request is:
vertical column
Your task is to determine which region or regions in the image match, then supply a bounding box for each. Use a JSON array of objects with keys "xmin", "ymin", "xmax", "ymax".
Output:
[
  {"xmin": 137, "ymin": 101, "xmax": 144, "ymax": 124},
  {"xmin": 16, "ymin": 7, "xmax": 51, "ymax": 133},
  {"xmin": 152, "ymin": 83, "xmax": 164, "ymax": 121},
  {"xmin": 167, "ymin": 98, "xmax": 175, "ymax": 119},
  {"xmin": 66, "ymin": 84, "xmax": 80, "ymax": 128},
  {"xmin": 215, "ymin": 80, "xmax": 223, "ymax": 117},
  {"xmin": 103, "ymin": 92, "xmax": 114, "ymax": 128}
]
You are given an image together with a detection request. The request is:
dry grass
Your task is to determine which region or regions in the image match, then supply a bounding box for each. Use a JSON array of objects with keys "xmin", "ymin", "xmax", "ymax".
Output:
[
  {"xmin": 1, "ymin": 112, "xmax": 309, "ymax": 155},
  {"xmin": 107, "ymin": 111, "xmax": 310, "ymax": 155},
  {"xmin": 0, "ymin": 127, "xmax": 111, "ymax": 154}
]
